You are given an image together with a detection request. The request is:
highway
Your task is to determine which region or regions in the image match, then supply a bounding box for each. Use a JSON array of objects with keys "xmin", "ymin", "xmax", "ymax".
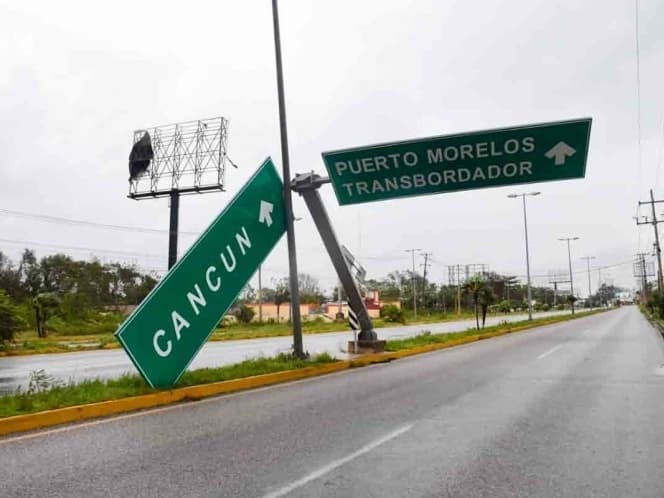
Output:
[
  {"xmin": 3, "ymin": 306, "xmax": 663, "ymax": 497},
  {"xmin": 0, "ymin": 309, "xmax": 576, "ymax": 394}
]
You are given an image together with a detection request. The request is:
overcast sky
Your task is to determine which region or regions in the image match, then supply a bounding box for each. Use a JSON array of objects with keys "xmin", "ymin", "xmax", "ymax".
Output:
[{"xmin": 1, "ymin": 0, "xmax": 663, "ymax": 297}]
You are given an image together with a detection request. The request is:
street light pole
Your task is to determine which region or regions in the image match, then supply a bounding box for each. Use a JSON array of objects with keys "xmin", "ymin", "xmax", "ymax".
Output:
[
  {"xmin": 271, "ymin": 0, "xmax": 304, "ymax": 357},
  {"xmin": 558, "ymin": 237, "xmax": 580, "ymax": 314},
  {"xmin": 508, "ymin": 192, "xmax": 540, "ymax": 321}
]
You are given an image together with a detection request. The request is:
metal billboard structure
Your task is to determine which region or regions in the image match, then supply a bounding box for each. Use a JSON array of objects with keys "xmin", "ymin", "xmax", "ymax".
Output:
[
  {"xmin": 548, "ymin": 269, "xmax": 570, "ymax": 306},
  {"xmin": 127, "ymin": 117, "xmax": 232, "ymax": 269},
  {"xmin": 129, "ymin": 117, "xmax": 230, "ymax": 198}
]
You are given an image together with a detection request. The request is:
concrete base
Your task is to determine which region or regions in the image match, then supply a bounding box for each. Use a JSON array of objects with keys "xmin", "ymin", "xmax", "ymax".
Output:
[{"xmin": 348, "ymin": 340, "xmax": 386, "ymax": 354}]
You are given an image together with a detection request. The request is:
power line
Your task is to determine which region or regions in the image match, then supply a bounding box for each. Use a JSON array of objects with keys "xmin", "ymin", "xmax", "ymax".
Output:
[
  {"xmin": 0, "ymin": 237, "xmax": 164, "ymax": 259},
  {"xmin": 0, "ymin": 208, "xmax": 201, "ymax": 236}
]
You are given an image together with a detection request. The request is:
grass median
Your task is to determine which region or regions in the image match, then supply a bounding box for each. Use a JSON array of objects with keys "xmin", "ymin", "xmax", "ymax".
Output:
[
  {"xmin": 0, "ymin": 308, "xmax": 609, "ymax": 420},
  {"xmin": 0, "ymin": 353, "xmax": 337, "ymax": 418},
  {"xmin": 385, "ymin": 308, "xmax": 608, "ymax": 351},
  {"xmin": 0, "ymin": 311, "xmax": 485, "ymax": 357}
]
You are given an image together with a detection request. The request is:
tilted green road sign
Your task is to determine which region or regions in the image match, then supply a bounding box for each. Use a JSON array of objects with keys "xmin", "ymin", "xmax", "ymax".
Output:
[
  {"xmin": 322, "ymin": 118, "xmax": 591, "ymax": 206},
  {"xmin": 116, "ymin": 158, "xmax": 286, "ymax": 388}
]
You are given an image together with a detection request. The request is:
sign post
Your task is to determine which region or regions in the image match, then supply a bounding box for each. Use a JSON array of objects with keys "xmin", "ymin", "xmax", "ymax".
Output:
[
  {"xmin": 116, "ymin": 158, "xmax": 286, "ymax": 388},
  {"xmin": 322, "ymin": 118, "xmax": 591, "ymax": 206}
]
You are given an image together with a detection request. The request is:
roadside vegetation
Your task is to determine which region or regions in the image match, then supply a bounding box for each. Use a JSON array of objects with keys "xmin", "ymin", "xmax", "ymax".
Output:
[
  {"xmin": 0, "ymin": 353, "xmax": 337, "ymax": 418},
  {"xmin": 0, "ymin": 249, "xmax": 624, "ymax": 357},
  {"xmin": 0, "ymin": 309, "xmax": 613, "ymax": 419},
  {"xmin": 385, "ymin": 308, "xmax": 609, "ymax": 351}
]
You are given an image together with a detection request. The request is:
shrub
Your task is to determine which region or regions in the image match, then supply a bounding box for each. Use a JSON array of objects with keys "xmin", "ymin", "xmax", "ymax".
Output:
[
  {"xmin": 233, "ymin": 304, "xmax": 256, "ymax": 324},
  {"xmin": 497, "ymin": 300, "xmax": 512, "ymax": 313},
  {"xmin": 380, "ymin": 304, "xmax": 405, "ymax": 323}
]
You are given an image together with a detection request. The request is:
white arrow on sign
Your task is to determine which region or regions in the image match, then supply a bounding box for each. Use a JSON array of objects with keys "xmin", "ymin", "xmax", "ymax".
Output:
[
  {"xmin": 545, "ymin": 141, "xmax": 576, "ymax": 166},
  {"xmin": 258, "ymin": 200, "xmax": 274, "ymax": 227}
]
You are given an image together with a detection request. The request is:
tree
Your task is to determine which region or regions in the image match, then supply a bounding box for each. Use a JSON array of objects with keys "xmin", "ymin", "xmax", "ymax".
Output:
[
  {"xmin": 0, "ymin": 290, "xmax": 25, "ymax": 342},
  {"xmin": 462, "ymin": 275, "xmax": 486, "ymax": 330},
  {"xmin": 32, "ymin": 292, "xmax": 61, "ymax": 338},
  {"xmin": 19, "ymin": 249, "xmax": 42, "ymax": 297},
  {"xmin": 298, "ymin": 273, "xmax": 323, "ymax": 304},
  {"xmin": 479, "ymin": 286, "xmax": 496, "ymax": 329},
  {"xmin": 0, "ymin": 251, "xmax": 23, "ymax": 300},
  {"xmin": 273, "ymin": 277, "xmax": 290, "ymax": 322}
]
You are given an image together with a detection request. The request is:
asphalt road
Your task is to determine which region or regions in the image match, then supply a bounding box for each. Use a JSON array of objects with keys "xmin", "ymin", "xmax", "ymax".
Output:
[
  {"xmin": 0, "ymin": 309, "xmax": 576, "ymax": 394},
  {"xmin": 3, "ymin": 306, "xmax": 663, "ymax": 497}
]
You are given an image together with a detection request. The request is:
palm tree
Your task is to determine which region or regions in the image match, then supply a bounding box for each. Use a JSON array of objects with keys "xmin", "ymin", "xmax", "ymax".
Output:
[
  {"xmin": 462, "ymin": 275, "xmax": 484, "ymax": 330},
  {"xmin": 479, "ymin": 286, "xmax": 496, "ymax": 329}
]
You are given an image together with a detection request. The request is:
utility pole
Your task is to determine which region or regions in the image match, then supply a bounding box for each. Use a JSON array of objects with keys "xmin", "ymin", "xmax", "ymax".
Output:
[
  {"xmin": 635, "ymin": 252, "xmax": 649, "ymax": 300},
  {"xmin": 558, "ymin": 237, "xmax": 580, "ymax": 314},
  {"xmin": 405, "ymin": 248, "xmax": 422, "ymax": 319},
  {"xmin": 637, "ymin": 189, "xmax": 664, "ymax": 291},
  {"xmin": 272, "ymin": 0, "xmax": 304, "ymax": 357},
  {"xmin": 508, "ymin": 192, "xmax": 540, "ymax": 320},
  {"xmin": 580, "ymin": 256, "xmax": 596, "ymax": 303},
  {"xmin": 258, "ymin": 265, "xmax": 263, "ymax": 323},
  {"xmin": 420, "ymin": 252, "xmax": 433, "ymax": 310},
  {"xmin": 456, "ymin": 264, "xmax": 461, "ymax": 316}
]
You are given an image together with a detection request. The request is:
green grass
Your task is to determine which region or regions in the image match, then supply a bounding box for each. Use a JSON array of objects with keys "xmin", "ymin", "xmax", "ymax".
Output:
[
  {"xmin": 1, "ymin": 309, "xmax": 585, "ymax": 357},
  {"xmin": 2, "ymin": 313, "xmax": 478, "ymax": 355},
  {"xmin": 0, "ymin": 353, "xmax": 337, "ymax": 418}
]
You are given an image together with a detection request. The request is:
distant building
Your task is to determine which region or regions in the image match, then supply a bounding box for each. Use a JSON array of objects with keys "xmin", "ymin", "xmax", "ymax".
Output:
[
  {"xmin": 246, "ymin": 302, "xmax": 319, "ymax": 322},
  {"xmin": 323, "ymin": 290, "xmax": 400, "ymax": 320}
]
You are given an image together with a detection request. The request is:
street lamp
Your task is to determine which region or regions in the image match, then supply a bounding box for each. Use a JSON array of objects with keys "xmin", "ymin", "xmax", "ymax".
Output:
[
  {"xmin": 508, "ymin": 191, "xmax": 540, "ymax": 320},
  {"xmin": 558, "ymin": 237, "xmax": 580, "ymax": 314}
]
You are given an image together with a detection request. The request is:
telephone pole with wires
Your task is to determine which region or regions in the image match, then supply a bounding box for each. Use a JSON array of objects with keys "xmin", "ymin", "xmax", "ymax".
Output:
[
  {"xmin": 636, "ymin": 189, "xmax": 664, "ymax": 291},
  {"xmin": 420, "ymin": 252, "xmax": 433, "ymax": 309},
  {"xmin": 405, "ymin": 248, "xmax": 422, "ymax": 319}
]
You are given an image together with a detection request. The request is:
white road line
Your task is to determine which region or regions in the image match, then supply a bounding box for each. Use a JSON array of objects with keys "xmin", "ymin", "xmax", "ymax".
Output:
[
  {"xmin": 263, "ymin": 423, "xmax": 414, "ymax": 498},
  {"xmin": 0, "ymin": 368, "xmax": 361, "ymax": 446},
  {"xmin": 537, "ymin": 344, "xmax": 563, "ymax": 360}
]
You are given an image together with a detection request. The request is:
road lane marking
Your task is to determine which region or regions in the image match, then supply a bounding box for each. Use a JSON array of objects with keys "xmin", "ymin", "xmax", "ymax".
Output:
[
  {"xmin": 0, "ymin": 367, "xmax": 364, "ymax": 446},
  {"xmin": 262, "ymin": 423, "xmax": 414, "ymax": 498},
  {"xmin": 537, "ymin": 344, "xmax": 563, "ymax": 360}
]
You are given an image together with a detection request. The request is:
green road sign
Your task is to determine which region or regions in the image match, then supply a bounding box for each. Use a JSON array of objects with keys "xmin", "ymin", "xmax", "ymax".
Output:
[
  {"xmin": 322, "ymin": 118, "xmax": 591, "ymax": 206},
  {"xmin": 116, "ymin": 158, "xmax": 286, "ymax": 388}
]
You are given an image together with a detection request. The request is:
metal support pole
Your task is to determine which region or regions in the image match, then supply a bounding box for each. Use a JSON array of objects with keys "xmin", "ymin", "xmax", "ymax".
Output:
[
  {"xmin": 271, "ymin": 0, "xmax": 304, "ymax": 357},
  {"xmin": 258, "ymin": 265, "xmax": 263, "ymax": 323},
  {"xmin": 456, "ymin": 264, "xmax": 461, "ymax": 316},
  {"xmin": 293, "ymin": 173, "xmax": 377, "ymax": 340},
  {"xmin": 521, "ymin": 195, "xmax": 533, "ymax": 320},
  {"xmin": 650, "ymin": 189, "xmax": 663, "ymax": 291},
  {"xmin": 168, "ymin": 190, "xmax": 179, "ymax": 270},
  {"xmin": 567, "ymin": 240, "xmax": 575, "ymax": 315},
  {"xmin": 405, "ymin": 249, "xmax": 420, "ymax": 319}
]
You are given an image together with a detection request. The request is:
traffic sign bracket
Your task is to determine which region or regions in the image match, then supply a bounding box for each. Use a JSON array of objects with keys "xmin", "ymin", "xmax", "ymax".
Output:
[{"xmin": 292, "ymin": 172, "xmax": 378, "ymax": 342}]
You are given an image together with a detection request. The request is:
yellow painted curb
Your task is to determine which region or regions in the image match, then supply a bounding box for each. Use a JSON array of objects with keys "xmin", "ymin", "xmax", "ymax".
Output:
[
  {"xmin": 0, "ymin": 362, "xmax": 351, "ymax": 437},
  {"xmin": 0, "ymin": 310, "xmax": 608, "ymax": 437}
]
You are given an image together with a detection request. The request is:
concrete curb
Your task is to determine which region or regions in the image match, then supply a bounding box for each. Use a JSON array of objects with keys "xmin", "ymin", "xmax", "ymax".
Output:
[{"xmin": 0, "ymin": 310, "xmax": 607, "ymax": 437}]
